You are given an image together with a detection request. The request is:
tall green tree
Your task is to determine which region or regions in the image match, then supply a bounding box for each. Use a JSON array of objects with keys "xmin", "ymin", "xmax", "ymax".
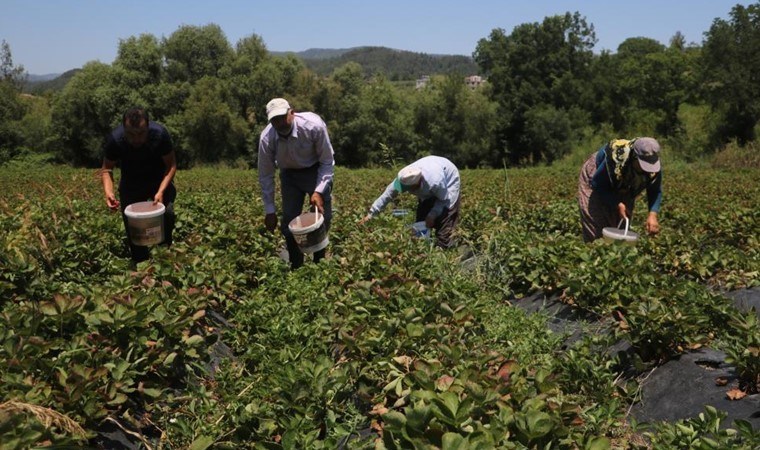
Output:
[
  {"xmin": 163, "ymin": 24, "xmax": 234, "ymax": 84},
  {"xmin": 223, "ymin": 34, "xmax": 271, "ymax": 119},
  {"xmin": 701, "ymin": 1, "xmax": 760, "ymax": 144},
  {"xmin": 167, "ymin": 76, "xmax": 247, "ymax": 164},
  {"xmin": 600, "ymin": 37, "xmax": 692, "ymax": 136},
  {"xmin": 474, "ymin": 12, "xmax": 596, "ymax": 164},
  {"xmin": 0, "ymin": 40, "xmax": 26, "ymax": 160},
  {"xmin": 320, "ymin": 62, "xmax": 364, "ymax": 161},
  {"xmin": 0, "ymin": 40, "xmax": 26, "ymax": 90},
  {"xmin": 336, "ymin": 76, "xmax": 414, "ymax": 167},
  {"xmin": 50, "ymin": 62, "xmax": 124, "ymax": 165},
  {"xmin": 113, "ymin": 34, "xmax": 163, "ymax": 90},
  {"xmin": 411, "ymin": 75, "xmax": 498, "ymax": 167}
]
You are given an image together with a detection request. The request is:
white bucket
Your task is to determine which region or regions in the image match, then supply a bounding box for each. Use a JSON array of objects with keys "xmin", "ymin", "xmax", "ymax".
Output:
[
  {"xmin": 288, "ymin": 207, "xmax": 329, "ymax": 254},
  {"xmin": 410, "ymin": 221, "xmax": 431, "ymax": 239},
  {"xmin": 124, "ymin": 201, "xmax": 165, "ymax": 246},
  {"xmin": 602, "ymin": 218, "xmax": 639, "ymax": 245}
]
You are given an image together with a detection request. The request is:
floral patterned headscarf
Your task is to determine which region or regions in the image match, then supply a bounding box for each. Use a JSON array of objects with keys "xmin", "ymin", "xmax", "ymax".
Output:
[{"xmin": 605, "ymin": 139, "xmax": 633, "ymax": 182}]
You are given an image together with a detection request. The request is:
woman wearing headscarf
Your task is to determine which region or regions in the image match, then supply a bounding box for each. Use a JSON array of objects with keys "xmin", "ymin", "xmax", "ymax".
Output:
[{"xmin": 577, "ymin": 137, "xmax": 663, "ymax": 242}]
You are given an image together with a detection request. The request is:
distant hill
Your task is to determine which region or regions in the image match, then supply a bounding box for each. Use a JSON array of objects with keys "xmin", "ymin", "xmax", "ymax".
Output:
[
  {"xmin": 22, "ymin": 46, "xmax": 479, "ymax": 94},
  {"xmin": 272, "ymin": 48, "xmax": 354, "ymax": 60},
  {"xmin": 24, "ymin": 69, "xmax": 80, "ymax": 94},
  {"xmin": 27, "ymin": 73, "xmax": 61, "ymax": 83},
  {"xmin": 288, "ymin": 46, "xmax": 479, "ymax": 80}
]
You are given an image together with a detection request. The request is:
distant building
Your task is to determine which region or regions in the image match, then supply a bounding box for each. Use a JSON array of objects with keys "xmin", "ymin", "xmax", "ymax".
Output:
[
  {"xmin": 464, "ymin": 75, "xmax": 484, "ymax": 90},
  {"xmin": 415, "ymin": 75, "xmax": 430, "ymax": 90},
  {"xmin": 416, "ymin": 74, "xmax": 485, "ymax": 90}
]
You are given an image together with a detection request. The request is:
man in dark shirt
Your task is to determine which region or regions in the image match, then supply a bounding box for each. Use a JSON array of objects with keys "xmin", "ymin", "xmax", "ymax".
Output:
[{"xmin": 100, "ymin": 107, "xmax": 177, "ymax": 263}]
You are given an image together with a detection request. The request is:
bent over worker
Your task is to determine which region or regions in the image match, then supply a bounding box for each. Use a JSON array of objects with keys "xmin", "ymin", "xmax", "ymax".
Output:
[
  {"xmin": 577, "ymin": 137, "xmax": 663, "ymax": 242},
  {"xmin": 360, "ymin": 155, "xmax": 460, "ymax": 249}
]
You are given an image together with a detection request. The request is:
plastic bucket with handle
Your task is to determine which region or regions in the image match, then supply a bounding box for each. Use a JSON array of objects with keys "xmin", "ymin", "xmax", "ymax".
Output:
[
  {"xmin": 124, "ymin": 201, "xmax": 165, "ymax": 246},
  {"xmin": 288, "ymin": 206, "xmax": 329, "ymax": 254},
  {"xmin": 602, "ymin": 217, "xmax": 639, "ymax": 245}
]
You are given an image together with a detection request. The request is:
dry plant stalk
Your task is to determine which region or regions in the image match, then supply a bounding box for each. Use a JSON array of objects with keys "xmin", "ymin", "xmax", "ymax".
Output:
[{"xmin": 0, "ymin": 401, "xmax": 87, "ymax": 439}]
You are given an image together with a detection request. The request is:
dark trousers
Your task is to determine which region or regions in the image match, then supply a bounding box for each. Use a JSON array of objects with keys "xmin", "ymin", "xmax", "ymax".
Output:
[
  {"xmin": 120, "ymin": 185, "xmax": 176, "ymax": 263},
  {"xmin": 416, "ymin": 196, "xmax": 460, "ymax": 249},
  {"xmin": 280, "ymin": 165, "xmax": 332, "ymax": 269}
]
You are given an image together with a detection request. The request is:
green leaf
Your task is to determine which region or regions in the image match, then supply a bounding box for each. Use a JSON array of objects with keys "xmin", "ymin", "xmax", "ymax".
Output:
[
  {"xmin": 188, "ymin": 435, "xmax": 214, "ymax": 450},
  {"xmin": 142, "ymin": 388, "xmax": 162, "ymax": 398},
  {"xmin": 382, "ymin": 411, "xmax": 407, "ymax": 429},
  {"xmin": 585, "ymin": 436, "xmax": 610, "ymax": 450},
  {"xmin": 163, "ymin": 352, "xmax": 177, "ymax": 366},
  {"xmin": 442, "ymin": 432, "xmax": 466, "ymax": 450},
  {"xmin": 38, "ymin": 301, "xmax": 58, "ymax": 316},
  {"xmin": 405, "ymin": 403, "xmax": 432, "ymax": 431},
  {"xmin": 185, "ymin": 335, "xmax": 204, "ymax": 346}
]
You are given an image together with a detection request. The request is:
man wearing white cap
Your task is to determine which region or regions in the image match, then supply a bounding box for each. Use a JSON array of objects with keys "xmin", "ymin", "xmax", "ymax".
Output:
[
  {"xmin": 258, "ymin": 98, "xmax": 335, "ymax": 269},
  {"xmin": 577, "ymin": 137, "xmax": 663, "ymax": 242},
  {"xmin": 360, "ymin": 155, "xmax": 461, "ymax": 248}
]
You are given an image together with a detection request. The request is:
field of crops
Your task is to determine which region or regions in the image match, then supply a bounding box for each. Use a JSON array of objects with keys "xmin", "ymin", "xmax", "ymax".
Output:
[{"xmin": 1, "ymin": 162, "xmax": 759, "ymax": 449}]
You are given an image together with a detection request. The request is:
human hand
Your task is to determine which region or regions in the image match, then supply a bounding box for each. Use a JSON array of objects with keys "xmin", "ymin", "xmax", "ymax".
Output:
[
  {"xmin": 645, "ymin": 212, "xmax": 660, "ymax": 235},
  {"xmin": 358, "ymin": 214, "xmax": 372, "ymax": 225},
  {"xmin": 617, "ymin": 202, "xmax": 629, "ymax": 220},
  {"xmin": 264, "ymin": 213, "xmax": 278, "ymax": 233},
  {"xmin": 310, "ymin": 192, "xmax": 324, "ymax": 214},
  {"xmin": 425, "ymin": 214, "xmax": 436, "ymax": 229},
  {"xmin": 105, "ymin": 193, "xmax": 120, "ymax": 211},
  {"xmin": 153, "ymin": 191, "xmax": 164, "ymax": 205}
]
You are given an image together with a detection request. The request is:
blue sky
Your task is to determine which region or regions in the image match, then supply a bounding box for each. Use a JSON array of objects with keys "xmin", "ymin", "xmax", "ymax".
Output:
[{"xmin": 1, "ymin": 0, "xmax": 752, "ymax": 75}]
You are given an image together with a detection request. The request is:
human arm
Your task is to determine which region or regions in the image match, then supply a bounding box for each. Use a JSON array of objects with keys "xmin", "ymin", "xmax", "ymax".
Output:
[
  {"xmin": 645, "ymin": 171, "xmax": 663, "ymax": 235},
  {"xmin": 153, "ymin": 150, "xmax": 177, "ymax": 205},
  {"xmin": 258, "ymin": 130, "xmax": 277, "ymax": 215},
  {"xmin": 101, "ymin": 158, "xmax": 120, "ymax": 210},
  {"xmin": 311, "ymin": 122, "xmax": 335, "ymax": 213},
  {"xmin": 360, "ymin": 182, "xmax": 399, "ymax": 224}
]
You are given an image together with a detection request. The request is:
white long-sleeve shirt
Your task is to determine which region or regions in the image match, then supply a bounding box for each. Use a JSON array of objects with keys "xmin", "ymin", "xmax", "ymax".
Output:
[
  {"xmin": 369, "ymin": 155, "xmax": 460, "ymax": 219},
  {"xmin": 258, "ymin": 112, "xmax": 335, "ymax": 214}
]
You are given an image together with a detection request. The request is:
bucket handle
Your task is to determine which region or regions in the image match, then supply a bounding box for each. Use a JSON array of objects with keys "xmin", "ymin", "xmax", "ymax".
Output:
[
  {"xmin": 617, "ymin": 217, "xmax": 630, "ymax": 236},
  {"xmin": 313, "ymin": 204, "xmax": 320, "ymax": 224}
]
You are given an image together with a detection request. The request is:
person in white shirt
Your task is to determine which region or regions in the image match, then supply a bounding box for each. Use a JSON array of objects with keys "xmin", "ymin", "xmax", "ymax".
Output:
[
  {"xmin": 258, "ymin": 98, "xmax": 335, "ymax": 269},
  {"xmin": 360, "ymin": 155, "xmax": 461, "ymax": 248}
]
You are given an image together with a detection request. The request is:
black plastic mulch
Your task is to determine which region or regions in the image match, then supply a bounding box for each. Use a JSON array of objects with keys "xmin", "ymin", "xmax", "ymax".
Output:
[{"xmin": 511, "ymin": 288, "xmax": 760, "ymax": 429}]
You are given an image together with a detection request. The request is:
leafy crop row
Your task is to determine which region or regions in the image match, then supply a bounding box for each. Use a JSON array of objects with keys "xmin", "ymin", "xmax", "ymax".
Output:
[{"xmin": 1, "ymin": 165, "xmax": 758, "ymax": 448}]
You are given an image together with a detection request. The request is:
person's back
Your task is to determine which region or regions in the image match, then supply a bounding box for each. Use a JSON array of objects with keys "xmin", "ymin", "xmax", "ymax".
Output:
[{"xmin": 411, "ymin": 156, "xmax": 460, "ymax": 206}]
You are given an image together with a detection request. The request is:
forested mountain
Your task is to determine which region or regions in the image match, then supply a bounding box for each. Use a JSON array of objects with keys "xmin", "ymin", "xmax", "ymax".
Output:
[
  {"xmin": 27, "ymin": 46, "xmax": 476, "ymax": 94},
  {"xmin": 271, "ymin": 48, "xmax": 353, "ymax": 60},
  {"xmin": 23, "ymin": 68, "xmax": 80, "ymax": 94},
  {"xmin": 298, "ymin": 46, "xmax": 478, "ymax": 79}
]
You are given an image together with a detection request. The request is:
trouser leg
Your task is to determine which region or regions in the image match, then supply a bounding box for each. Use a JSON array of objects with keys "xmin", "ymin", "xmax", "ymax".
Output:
[
  {"xmin": 163, "ymin": 201, "xmax": 175, "ymax": 247},
  {"xmin": 121, "ymin": 212, "xmax": 150, "ymax": 263},
  {"xmin": 280, "ymin": 177, "xmax": 306, "ymax": 269},
  {"xmin": 416, "ymin": 197, "xmax": 459, "ymax": 248},
  {"xmin": 280, "ymin": 166, "xmax": 332, "ymax": 268}
]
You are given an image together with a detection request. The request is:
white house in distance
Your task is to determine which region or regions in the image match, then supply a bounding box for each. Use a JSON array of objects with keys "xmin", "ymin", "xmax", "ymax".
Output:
[
  {"xmin": 464, "ymin": 75, "xmax": 484, "ymax": 89},
  {"xmin": 415, "ymin": 74, "xmax": 485, "ymax": 90},
  {"xmin": 415, "ymin": 75, "xmax": 431, "ymax": 89}
]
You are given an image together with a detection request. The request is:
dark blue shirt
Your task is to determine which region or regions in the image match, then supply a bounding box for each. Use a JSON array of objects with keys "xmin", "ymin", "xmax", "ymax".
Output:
[
  {"xmin": 104, "ymin": 122, "xmax": 173, "ymax": 194},
  {"xmin": 590, "ymin": 147, "xmax": 663, "ymax": 212}
]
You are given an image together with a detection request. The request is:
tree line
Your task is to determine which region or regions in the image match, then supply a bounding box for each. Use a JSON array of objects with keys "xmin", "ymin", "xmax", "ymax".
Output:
[{"xmin": 1, "ymin": 3, "xmax": 759, "ymax": 169}]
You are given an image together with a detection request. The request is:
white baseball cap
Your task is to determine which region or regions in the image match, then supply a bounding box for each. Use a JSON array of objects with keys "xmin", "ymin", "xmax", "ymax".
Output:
[
  {"xmin": 393, "ymin": 166, "xmax": 422, "ymax": 192},
  {"xmin": 266, "ymin": 98, "xmax": 291, "ymax": 121}
]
